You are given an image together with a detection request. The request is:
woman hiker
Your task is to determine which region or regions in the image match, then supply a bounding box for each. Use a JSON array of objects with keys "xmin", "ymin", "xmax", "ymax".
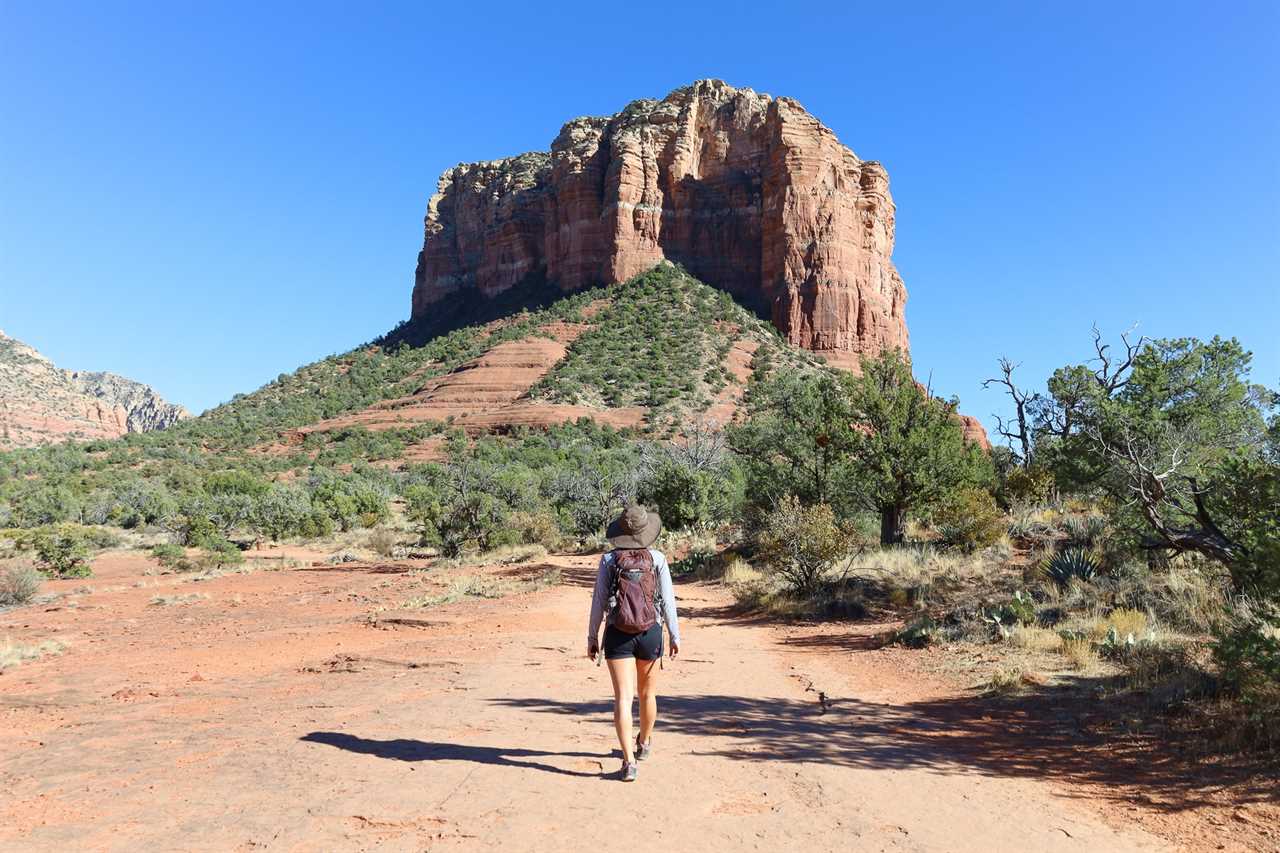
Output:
[{"xmin": 586, "ymin": 503, "xmax": 681, "ymax": 782}]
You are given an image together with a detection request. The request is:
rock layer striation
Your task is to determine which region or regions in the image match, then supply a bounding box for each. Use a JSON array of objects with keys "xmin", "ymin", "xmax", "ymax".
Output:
[{"xmin": 412, "ymin": 80, "xmax": 909, "ymax": 367}]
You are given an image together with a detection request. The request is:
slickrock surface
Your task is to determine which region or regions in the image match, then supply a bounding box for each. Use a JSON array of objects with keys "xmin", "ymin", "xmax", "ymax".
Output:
[
  {"xmin": 0, "ymin": 330, "xmax": 188, "ymax": 449},
  {"xmin": 412, "ymin": 80, "xmax": 909, "ymax": 366}
]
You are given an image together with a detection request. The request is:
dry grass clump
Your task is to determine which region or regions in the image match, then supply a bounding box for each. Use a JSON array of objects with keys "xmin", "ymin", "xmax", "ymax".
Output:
[
  {"xmin": 0, "ymin": 563, "xmax": 42, "ymax": 607},
  {"xmin": 720, "ymin": 555, "xmax": 762, "ymax": 586},
  {"xmin": 435, "ymin": 543, "xmax": 548, "ymax": 569},
  {"xmin": 403, "ymin": 568, "xmax": 561, "ymax": 609},
  {"xmin": 985, "ymin": 667, "xmax": 1030, "ymax": 695},
  {"xmin": 1101, "ymin": 607, "xmax": 1150, "ymax": 639},
  {"xmin": 0, "ymin": 636, "xmax": 65, "ymax": 670},
  {"xmin": 366, "ymin": 527, "xmax": 402, "ymax": 558},
  {"xmin": 1061, "ymin": 636, "xmax": 1098, "ymax": 671},
  {"xmin": 150, "ymin": 593, "xmax": 210, "ymax": 607},
  {"xmin": 1007, "ymin": 625, "xmax": 1063, "ymax": 653}
]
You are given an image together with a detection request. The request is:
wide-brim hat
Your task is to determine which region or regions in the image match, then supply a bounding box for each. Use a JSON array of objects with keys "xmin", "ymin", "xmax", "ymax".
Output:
[{"xmin": 606, "ymin": 503, "xmax": 663, "ymax": 550}]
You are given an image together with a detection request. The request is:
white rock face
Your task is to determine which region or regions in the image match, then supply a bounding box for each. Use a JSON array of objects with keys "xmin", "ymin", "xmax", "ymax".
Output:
[{"xmin": 0, "ymin": 330, "xmax": 189, "ymax": 449}]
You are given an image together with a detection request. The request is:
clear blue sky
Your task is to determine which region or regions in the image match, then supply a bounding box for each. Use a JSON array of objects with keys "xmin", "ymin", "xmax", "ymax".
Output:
[{"xmin": 2, "ymin": 2, "xmax": 1277, "ymax": 435}]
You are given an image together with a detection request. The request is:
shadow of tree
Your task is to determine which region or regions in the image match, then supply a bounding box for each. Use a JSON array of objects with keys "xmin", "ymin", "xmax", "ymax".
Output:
[
  {"xmin": 300, "ymin": 732, "xmax": 609, "ymax": 778},
  {"xmin": 492, "ymin": 689, "xmax": 1279, "ymax": 810}
]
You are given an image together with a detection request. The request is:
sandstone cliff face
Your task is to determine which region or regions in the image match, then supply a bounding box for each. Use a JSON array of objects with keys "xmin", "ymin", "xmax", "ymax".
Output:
[
  {"xmin": 0, "ymin": 330, "xmax": 189, "ymax": 449},
  {"xmin": 412, "ymin": 80, "xmax": 909, "ymax": 366}
]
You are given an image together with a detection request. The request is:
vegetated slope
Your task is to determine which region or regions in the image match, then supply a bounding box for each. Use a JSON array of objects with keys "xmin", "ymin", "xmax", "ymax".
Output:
[
  {"xmin": 263, "ymin": 263, "xmax": 825, "ymax": 451},
  {"xmin": 0, "ymin": 264, "xmax": 820, "ymax": 486},
  {"xmin": 0, "ymin": 330, "xmax": 189, "ymax": 450}
]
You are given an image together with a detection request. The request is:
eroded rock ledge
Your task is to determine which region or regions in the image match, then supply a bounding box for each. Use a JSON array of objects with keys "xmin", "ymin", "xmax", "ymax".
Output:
[{"xmin": 411, "ymin": 79, "xmax": 909, "ymax": 367}]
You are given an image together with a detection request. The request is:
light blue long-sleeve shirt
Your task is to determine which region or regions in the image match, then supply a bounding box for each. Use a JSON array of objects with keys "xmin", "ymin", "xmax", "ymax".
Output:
[{"xmin": 587, "ymin": 548, "xmax": 680, "ymax": 644}]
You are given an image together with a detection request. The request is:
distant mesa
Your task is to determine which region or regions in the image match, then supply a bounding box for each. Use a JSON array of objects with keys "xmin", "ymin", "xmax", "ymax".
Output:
[
  {"xmin": 410, "ymin": 79, "xmax": 908, "ymax": 370},
  {"xmin": 0, "ymin": 330, "xmax": 189, "ymax": 450}
]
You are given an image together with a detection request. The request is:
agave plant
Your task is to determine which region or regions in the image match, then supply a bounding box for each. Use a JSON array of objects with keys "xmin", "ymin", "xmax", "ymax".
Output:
[{"xmin": 1042, "ymin": 548, "xmax": 1100, "ymax": 587}]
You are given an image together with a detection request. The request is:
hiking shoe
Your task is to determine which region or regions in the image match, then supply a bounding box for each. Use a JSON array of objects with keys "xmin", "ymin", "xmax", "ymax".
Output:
[
  {"xmin": 621, "ymin": 760, "xmax": 638, "ymax": 782},
  {"xmin": 635, "ymin": 738, "xmax": 651, "ymax": 761}
]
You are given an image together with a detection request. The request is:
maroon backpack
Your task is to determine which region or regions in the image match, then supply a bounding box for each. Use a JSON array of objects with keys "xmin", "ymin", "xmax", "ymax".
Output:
[{"xmin": 610, "ymin": 548, "xmax": 658, "ymax": 633}]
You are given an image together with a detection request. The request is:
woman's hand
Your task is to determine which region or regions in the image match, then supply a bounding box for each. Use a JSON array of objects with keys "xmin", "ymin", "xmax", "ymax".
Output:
[
  {"xmin": 669, "ymin": 639, "xmax": 680, "ymax": 658},
  {"xmin": 586, "ymin": 639, "xmax": 599, "ymax": 661}
]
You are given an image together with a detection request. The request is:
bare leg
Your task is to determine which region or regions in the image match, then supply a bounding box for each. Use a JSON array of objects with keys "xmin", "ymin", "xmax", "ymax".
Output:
[
  {"xmin": 636, "ymin": 657, "xmax": 659, "ymax": 744},
  {"xmin": 606, "ymin": 657, "xmax": 637, "ymax": 762}
]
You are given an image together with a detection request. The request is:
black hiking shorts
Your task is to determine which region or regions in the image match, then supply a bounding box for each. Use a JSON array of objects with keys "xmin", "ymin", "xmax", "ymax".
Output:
[{"xmin": 603, "ymin": 623, "xmax": 663, "ymax": 661}]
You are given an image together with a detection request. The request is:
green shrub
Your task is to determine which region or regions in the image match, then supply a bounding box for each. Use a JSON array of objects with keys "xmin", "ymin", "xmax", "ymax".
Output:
[
  {"xmin": 755, "ymin": 497, "xmax": 854, "ymax": 595},
  {"xmin": 507, "ymin": 510, "xmax": 564, "ymax": 551},
  {"xmin": 640, "ymin": 462, "xmax": 730, "ymax": 531},
  {"xmin": 198, "ymin": 539, "xmax": 245, "ymax": 570},
  {"xmin": 251, "ymin": 484, "xmax": 313, "ymax": 542},
  {"xmin": 1213, "ymin": 598, "xmax": 1280, "ymax": 710},
  {"xmin": 0, "ymin": 563, "xmax": 42, "ymax": 606},
  {"xmin": 23, "ymin": 525, "xmax": 93, "ymax": 578},
  {"xmin": 1042, "ymin": 548, "xmax": 1100, "ymax": 587},
  {"xmin": 1002, "ymin": 465, "xmax": 1055, "ymax": 506},
  {"xmin": 933, "ymin": 487, "xmax": 1005, "ymax": 552},
  {"xmin": 150, "ymin": 543, "xmax": 196, "ymax": 573}
]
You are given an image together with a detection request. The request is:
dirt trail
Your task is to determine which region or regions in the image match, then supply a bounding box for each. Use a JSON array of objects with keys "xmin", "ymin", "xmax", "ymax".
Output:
[{"xmin": 0, "ymin": 552, "xmax": 1202, "ymax": 851}]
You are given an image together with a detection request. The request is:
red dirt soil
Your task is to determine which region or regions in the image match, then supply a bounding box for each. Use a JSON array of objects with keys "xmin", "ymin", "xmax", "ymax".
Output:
[{"xmin": 3, "ymin": 549, "xmax": 1274, "ymax": 851}]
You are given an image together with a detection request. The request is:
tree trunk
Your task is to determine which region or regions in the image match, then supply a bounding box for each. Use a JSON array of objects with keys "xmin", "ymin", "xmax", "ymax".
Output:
[{"xmin": 880, "ymin": 504, "xmax": 907, "ymax": 546}]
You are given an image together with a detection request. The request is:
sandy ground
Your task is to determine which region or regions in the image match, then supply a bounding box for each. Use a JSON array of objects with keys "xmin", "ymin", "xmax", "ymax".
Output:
[{"xmin": 1, "ymin": 550, "xmax": 1273, "ymax": 852}]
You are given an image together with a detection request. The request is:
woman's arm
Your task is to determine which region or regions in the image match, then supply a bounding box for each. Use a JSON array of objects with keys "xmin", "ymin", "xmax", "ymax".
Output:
[
  {"xmin": 586, "ymin": 554, "xmax": 611, "ymax": 654},
  {"xmin": 654, "ymin": 552, "xmax": 680, "ymax": 651}
]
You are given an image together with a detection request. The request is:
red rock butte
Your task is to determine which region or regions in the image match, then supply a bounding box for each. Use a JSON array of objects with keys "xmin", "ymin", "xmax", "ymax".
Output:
[{"xmin": 411, "ymin": 79, "xmax": 909, "ymax": 369}]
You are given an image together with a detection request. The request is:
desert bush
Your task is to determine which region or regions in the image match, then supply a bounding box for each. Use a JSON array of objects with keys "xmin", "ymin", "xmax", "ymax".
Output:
[
  {"xmin": 1002, "ymin": 465, "xmax": 1055, "ymax": 507},
  {"xmin": 720, "ymin": 555, "xmax": 762, "ymax": 586},
  {"xmin": 639, "ymin": 461, "xmax": 738, "ymax": 531},
  {"xmin": 309, "ymin": 472, "xmax": 390, "ymax": 532},
  {"xmin": 1212, "ymin": 597, "xmax": 1280, "ymax": 715},
  {"xmin": 1099, "ymin": 607, "xmax": 1150, "ymax": 640},
  {"xmin": 507, "ymin": 509, "xmax": 564, "ymax": 551},
  {"xmin": 198, "ymin": 539, "xmax": 244, "ymax": 570},
  {"xmin": 366, "ymin": 527, "xmax": 401, "ymax": 558},
  {"xmin": 150, "ymin": 543, "xmax": 196, "ymax": 573},
  {"xmin": 1104, "ymin": 559, "xmax": 1227, "ymax": 633},
  {"xmin": 1042, "ymin": 548, "xmax": 1100, "ymax": 587},
  {"xmin": 251, "ymin": 484, "xmax": 315, "ymax": 542},
  {"xmin": 755, "ymin": 497, "xmax": 854, "ymax": 595},
  {"xmin": 934, "ymin": 486, "xmax": 1005, "ymax": 552},
  {"xmin": 0, "ymin": 563, "xmax": 42, "ymax": 606},
  {"xmin": 21, "ymin": 525, "xmax": 93, "ymax": 578}
]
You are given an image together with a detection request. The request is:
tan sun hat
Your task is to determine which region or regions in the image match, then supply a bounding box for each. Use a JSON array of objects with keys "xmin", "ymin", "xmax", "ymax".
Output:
[{"xmin": 605, "ymin": 503, "xmax": 663, "ymax": 550}]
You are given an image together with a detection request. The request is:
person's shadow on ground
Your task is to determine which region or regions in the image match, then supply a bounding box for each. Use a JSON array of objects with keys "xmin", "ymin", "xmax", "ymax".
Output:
[{"xmin": 301, "ymin": 731, "xmax": 609, "ymax": 778}]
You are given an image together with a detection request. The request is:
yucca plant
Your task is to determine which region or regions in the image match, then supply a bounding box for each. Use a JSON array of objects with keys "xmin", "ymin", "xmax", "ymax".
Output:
[{"xmin": 1042, "ymin": 548, "xmax": 1100, "ymax": 588}]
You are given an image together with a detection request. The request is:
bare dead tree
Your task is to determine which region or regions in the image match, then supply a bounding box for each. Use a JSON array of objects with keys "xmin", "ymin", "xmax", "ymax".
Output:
[
  {"xmin": 668, "ymin": 417, "xmax": 726, "ymax": 471},
  {"xmin": 1089, "ymin": 324, "xmax": 1147, "ymax": 393},
  {"xmin": 1085, "ymin": 420, "xmax": 1243, "ymax": 564},
  {"xmin": 982, "ymin": 357, "xmax": 1034, "ymax": 465}
]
